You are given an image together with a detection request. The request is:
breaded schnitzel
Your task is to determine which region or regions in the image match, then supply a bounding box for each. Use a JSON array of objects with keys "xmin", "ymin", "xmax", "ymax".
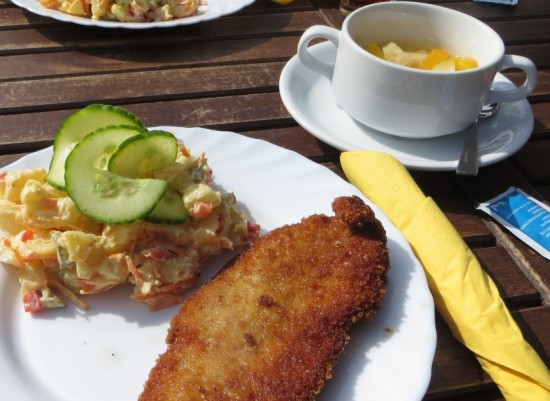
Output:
[{"xmin": 139, "ymin": 195, "xmax": 390, "ymax": 401}]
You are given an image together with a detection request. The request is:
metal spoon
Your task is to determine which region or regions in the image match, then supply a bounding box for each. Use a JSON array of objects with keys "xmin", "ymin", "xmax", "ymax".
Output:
[{"xmin": 456, "ymin": 103, "xmax": 500, "ymax": 176}]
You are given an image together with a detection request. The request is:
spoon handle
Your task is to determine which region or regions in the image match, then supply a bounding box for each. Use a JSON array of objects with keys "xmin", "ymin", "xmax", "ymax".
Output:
[{"xmin": 456, "ymin": 122, "xmax": 479, "ymax": 176}]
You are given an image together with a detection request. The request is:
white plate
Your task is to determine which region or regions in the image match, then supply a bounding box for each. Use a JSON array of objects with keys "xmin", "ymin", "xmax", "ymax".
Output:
[
  {"xmin": 0, "ymin": 127, "xmax": 436, "ymax": 401},
  {"xmin": 279, "ymin": 41, "xmax": 534, "ymax": 171},
  {"xmin": 11, "ymin": 0, "xmax": 254, "ymax": 28}
]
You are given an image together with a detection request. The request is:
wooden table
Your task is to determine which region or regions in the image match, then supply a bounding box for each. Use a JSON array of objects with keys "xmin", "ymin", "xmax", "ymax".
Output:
[{"xmin": 1, "ymin": 0, "xmax": 549, "ymax": 399}]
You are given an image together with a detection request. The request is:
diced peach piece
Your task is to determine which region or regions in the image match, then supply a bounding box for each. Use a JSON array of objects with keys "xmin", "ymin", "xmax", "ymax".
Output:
[
  {"xmin": 454, "ymin": 57, "xmax": 479, "ymax": 71},
  {"xmin": 365, "ymin": 43, "xmax": 384, "ymax": 59},
  {"xmin": 419, "ymin": 48, "xmax": 450, "ymax": 70}
]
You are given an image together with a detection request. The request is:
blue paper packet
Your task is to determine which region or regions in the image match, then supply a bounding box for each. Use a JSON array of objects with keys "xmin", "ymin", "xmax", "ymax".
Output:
[
  {"xmin": 477, "ymin": 187, "xmax": 550, "ymax": 260},
  {"xmin": 473, "ymin": 0, "xmax": 518, "ymax": 5}
]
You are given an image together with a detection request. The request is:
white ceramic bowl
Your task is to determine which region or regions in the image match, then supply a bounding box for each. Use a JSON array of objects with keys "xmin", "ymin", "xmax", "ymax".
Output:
[{"xmin": 297, "ymin": 2, "xmax": 536, "ymax": 138}]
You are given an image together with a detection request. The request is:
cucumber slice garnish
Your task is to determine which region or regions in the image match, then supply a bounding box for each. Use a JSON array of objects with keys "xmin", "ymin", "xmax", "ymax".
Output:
[
  {"xmin": 65, "ymin": 126, "xmax": 167, "ymax": 225},
  {"xmin": 145, "ymin": 189, "xmax": 189, "ymax": 224},
  {"xmin": 110, "ymin": 130, "xmax": 188, "ymax": 224},
  {"xmin": 46, "ymin": 104, "xmax": 146, "ymax": 189},
  {"xmin": 109, "ymin": 130, "xmax": 178, "ymax": 178}
]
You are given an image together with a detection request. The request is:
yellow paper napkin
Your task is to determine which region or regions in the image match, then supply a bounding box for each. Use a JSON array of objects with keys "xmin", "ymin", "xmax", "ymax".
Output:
[{"xmin": 341, "ymin": 151, "xmax": 550, "ymax": 401}]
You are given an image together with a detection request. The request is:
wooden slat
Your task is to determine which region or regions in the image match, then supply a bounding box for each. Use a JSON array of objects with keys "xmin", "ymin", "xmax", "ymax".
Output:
[
  {"xmin": 427, "ymin": 315, "xmax": 495, "ymax": 399},
  {"xmin": 0, "ymin": 7, "xmax": 40, "ymax": 28},
  {"xmin": 427, "ymin": 306, "xmax": 550, "ymax": 398},
  {"xmin": 515, "ymin": 70, "xmax": 550, "ymax": 102},
  {"xmin": 0, "ymin": 61, "xmax": 285, "ymax": 111},
  {"xmin": 0, "ymin": 35, "xmax": 300, "ymax": 80},
  {"xmin": 0, "ymin": 152, "xmax": 29, "ymax": 168},
  {"xmin": 519, "ymin": 306, "xmax": 550, "ymax": 366},
  {"xmin": 242, "ymin": 126, "xmax": 340, "ymax": 158},
  {"xmin": 513, "ymin": 141, "xmax": 550, "ymax": 184},
  {"xmin": 488, "ymin": 18, "xmax": 550, "ymax": 44},
  {"xmin": 0, "ymin": 92, "xmax": 295, "ymax": 151},
  {"xmin": 0, "ymin": 11, "xmax": 321, "ymax": 54},
  {"xmin": 427, "ymin": 0, "xmax": 550, "ymax": 21},
  {"xmin": 506, "ymin": 43, "xmax": 550, "ymax": 69},
  {"xmin": 475, "ymin": 246, "xmax": 541, "ymax": 307},
  {"xmin": 461, "ymin": 160, "xmax": 541, "ymax": 203},
  {"xmin": 435, "ymin": 193, "xmax": 495, "ymax": 246},
  {"xmin": 531, "ymin": 104, "xmax": 550, "ymax": 140}
]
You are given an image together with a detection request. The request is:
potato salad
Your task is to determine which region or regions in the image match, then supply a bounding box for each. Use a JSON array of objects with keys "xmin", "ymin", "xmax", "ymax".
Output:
[
  {"xmin": 0, "ymin": 105, "xmax": 260, "ymax": 313},
  {"xmin": 39, "ymin": 0, "xmax": 200, "ymax": 23}
]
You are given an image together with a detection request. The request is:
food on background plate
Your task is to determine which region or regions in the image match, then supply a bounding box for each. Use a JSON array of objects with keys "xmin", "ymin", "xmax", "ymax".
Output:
[
  {"xmin": 366, "ymin": 42, "xmax": 478, "ymax": 71},
  {"xmin": 140, "ymin": 195, "xmax": 390, "ymax": 401},
  {"xmin": 38, "ymin": 0, "xmax": 201, "ymax": 22},
  {"xmin": 0, "ymin": 105, "xmax": 259, "ymax": 313}
]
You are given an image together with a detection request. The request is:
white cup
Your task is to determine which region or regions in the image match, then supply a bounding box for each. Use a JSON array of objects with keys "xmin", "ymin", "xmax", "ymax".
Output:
[{"xmin": 297, "ymin": 1, "xmax": 537, "ymax": 138}]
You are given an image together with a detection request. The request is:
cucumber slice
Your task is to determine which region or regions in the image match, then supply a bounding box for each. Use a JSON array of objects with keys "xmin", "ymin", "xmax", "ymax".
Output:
[
  {"xmin": 109, "ymin": 130, "xmax": 178, "ymax": 178},
  {"xmin": 110, "ymin": 130, "xmax": 188, "ymax": 224},
  {"xmin": 145, "ymin": 189, "xmax": 189, "ymax": 224},
  {"xmin": 46, "ymin": 104, "xmax": 146, "ymax": 189},
  {"xmin": 65, "ymin": 126, "xmax": 167, "ymax": 225}
]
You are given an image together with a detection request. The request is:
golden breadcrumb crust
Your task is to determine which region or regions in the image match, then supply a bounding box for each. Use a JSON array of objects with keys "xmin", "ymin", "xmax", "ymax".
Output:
[{"xmin": 140, "ymin": 195, "xmax": 390, "ymax": 401}]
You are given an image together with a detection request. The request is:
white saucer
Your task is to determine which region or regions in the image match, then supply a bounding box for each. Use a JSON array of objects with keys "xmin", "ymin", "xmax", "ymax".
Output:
[{"xmin": 279, "ymin": 41, "xmax": 534, "ymax": 171}]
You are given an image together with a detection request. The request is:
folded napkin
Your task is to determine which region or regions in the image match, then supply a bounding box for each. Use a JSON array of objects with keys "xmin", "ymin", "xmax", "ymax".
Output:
[{"xmin": 341, "ymin": 151, "xmax": 550, "ymax": 401}]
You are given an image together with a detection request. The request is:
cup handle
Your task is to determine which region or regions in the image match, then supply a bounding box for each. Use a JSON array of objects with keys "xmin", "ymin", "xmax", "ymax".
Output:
[
  {"xmin": 485, "ymin": 55, "xmax": 537, "ymax": 104},
  {"xmin": 297, "ymin": 25, "xmax": 340, "ymax": 79}
]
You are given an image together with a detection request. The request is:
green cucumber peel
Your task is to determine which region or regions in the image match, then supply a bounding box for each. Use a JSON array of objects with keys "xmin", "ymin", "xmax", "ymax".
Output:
[
  {"xmin": 64, "ymin": 126, "xmax": 167, "ymax": 225},
  {"xmin": 46, "ymin": 104, "xmax": 145, "ymax": 189},
  {"xmin": 109, "ymin": 130, "xmax": 189, "ymax": 224},
  {"xmin": 109, "ymin": 130, "xmax": 178, "ymax": 179},
  {"xmin": 145, "ymin": 189, "xmax": 189, "ymax": 224}
]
